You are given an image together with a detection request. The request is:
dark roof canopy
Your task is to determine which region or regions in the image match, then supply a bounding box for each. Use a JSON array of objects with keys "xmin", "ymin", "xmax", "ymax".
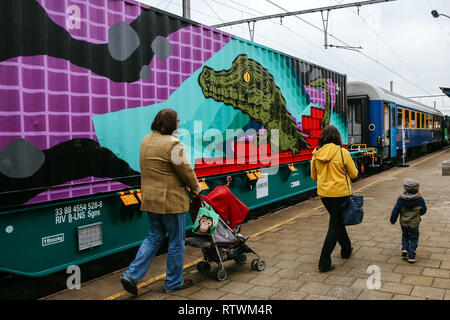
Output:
[{"xmin": 440, "ymin": 87, "xmax": 450, "ymax": 98}]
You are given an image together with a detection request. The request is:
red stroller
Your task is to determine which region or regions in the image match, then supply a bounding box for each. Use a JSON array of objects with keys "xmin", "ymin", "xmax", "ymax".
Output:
[{"xmin": 186, "ymin": 186, "xmax": 265, "ymax": 281}]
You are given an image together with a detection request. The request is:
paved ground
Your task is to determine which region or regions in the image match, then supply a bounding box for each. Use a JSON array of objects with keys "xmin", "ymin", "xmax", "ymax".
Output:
[{"xmin": 44, "ymin": 148, "xmax": 450, "ymax": 300}]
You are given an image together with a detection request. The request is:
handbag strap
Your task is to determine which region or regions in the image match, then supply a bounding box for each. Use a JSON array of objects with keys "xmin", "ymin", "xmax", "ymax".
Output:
[{"xmin": 340, "ymin": 147, "xmax": 352, "ymax": 196}]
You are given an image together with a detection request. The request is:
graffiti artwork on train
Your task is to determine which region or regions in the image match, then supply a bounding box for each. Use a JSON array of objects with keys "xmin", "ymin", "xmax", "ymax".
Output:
[
  {"xmin": 198, "ymin": 54, "xmax": 310, "ymax": 154},
  {"xmin": 0, "ymin": 0, "xmax": 346, "ymax": 208}
]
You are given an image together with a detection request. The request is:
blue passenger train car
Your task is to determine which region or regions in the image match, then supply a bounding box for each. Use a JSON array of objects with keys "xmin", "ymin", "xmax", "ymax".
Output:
[{"xmin": 347, "ymin": 81, "xmax": 445, "ymax": 162}]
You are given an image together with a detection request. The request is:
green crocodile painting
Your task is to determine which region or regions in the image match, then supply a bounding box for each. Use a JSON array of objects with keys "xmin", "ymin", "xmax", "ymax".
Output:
[
  {"xmin": 309, "ymin": 77, "xmax": 331, "ymax": 129},
  {"xmin": 198, "ymin": 54, "xmax": 310, "ymax": 155}
]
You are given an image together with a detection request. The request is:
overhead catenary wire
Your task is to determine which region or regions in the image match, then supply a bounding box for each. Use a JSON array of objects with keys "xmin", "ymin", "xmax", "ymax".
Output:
[
  {"xmin": 141, "ymin": 0, "xmax": 445, "ymax": 111},
  {"xmin": 263, "ymin": 0, "xmax": 435, "ymax": 97},
  {"xmin": 174, "ymin": 0, "xmax": 420, "ymax": 97},
  {"xmin": 145, "ymin": 0, "xmax": 403, "ymax": 91},
  {"xmin": 202, "ymin": 0, "xmax": 226, "ymax": 23},
  {"xmin": 336, "ymin": 0, "xmax": 436, "ymax": 96},
  {"xmin": 210, "ymin": 0, "xmax": 389, "ymax": 89}
]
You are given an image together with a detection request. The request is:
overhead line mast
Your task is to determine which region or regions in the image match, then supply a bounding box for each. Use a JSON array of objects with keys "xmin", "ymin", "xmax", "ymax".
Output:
[{"xmin": 212, "ymin": 0, "xmax": 396, "ymax": 46}]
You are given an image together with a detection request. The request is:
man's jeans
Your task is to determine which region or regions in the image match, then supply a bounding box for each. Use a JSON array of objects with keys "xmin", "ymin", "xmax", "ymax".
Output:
[
  {"xmin": 401, "ymin": 226, "xmax": 419, "ymax": 259},
  {"xmin": 122, "ymin": 212, "xmax": 186, "ymax": 293}
]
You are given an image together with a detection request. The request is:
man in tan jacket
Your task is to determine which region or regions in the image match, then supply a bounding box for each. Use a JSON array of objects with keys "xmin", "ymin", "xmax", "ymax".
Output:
[{"xmin": 121, "ymin": 109, "xmax": 201, "ymax": 296}]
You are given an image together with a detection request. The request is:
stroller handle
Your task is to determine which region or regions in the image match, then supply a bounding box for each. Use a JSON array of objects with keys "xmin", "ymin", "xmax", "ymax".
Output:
[{"xmin": 190, "ymin": 191, "xmax": 207, "ymax": 207}]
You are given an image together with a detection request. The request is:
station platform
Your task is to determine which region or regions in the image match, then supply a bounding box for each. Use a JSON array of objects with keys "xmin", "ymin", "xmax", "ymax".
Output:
[{"xmin": 43, "ymin": 148, "xmax": 450, "ymax": 300}]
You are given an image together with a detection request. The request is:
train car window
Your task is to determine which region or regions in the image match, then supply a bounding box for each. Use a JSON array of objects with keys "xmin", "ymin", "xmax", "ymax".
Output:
[
  {"xmin": 423, "ymin": 114, "xmax": 427, "ymax": 129},
  {"xmin": 397, "ymin": 108, "xmax": 403, "ymax": 129},
  {"xmin": 417, "ymin": 113, "xmax": 420, "ymax": 129},
  {"xmin": 411, "ymin": 111, "xmax": 416, "ymax": 129},
  {"xmin": 347, "ymin": 99, "xmax": 362, "ymax": 144},
  {"xmin": 404, "ymin": 109, "xmax": 410, "ymax": 129}
]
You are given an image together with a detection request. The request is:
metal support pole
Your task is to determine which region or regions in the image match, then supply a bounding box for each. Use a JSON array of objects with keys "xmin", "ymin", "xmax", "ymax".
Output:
[
  {"xmin": 398, "ymin": 123, "xmax": 409, "ymax": 167},
  {"xmin": 182, "ymin": 0, "xmax": 191, "ymax": 19},
  {"xmin": 321, "ymin": 10, "xmax": 330, "ymax": 49},
  {"xmin": 212, "ymin": 0, "xmax": 396, "ymax": 28},
  {"xmin": 248, "ymin": 21, "xmax": 255, "ymax": 42}
]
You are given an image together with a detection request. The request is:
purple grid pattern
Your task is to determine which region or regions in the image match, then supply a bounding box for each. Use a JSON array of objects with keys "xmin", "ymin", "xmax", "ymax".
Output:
[
  {"xmin": 305, "ymin": 79, "xmax": 337, "ymax": 110},
  {"xmin": 36, "ymin": 0, "xmax": 142, "ymax": 44},
  {"xmin": 0, "ymin": 1, "xmax": 233, "ymax": 206}
]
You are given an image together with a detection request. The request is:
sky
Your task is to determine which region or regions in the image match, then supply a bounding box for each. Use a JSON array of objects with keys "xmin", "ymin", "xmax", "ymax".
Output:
[{"xmin": 136, "ymin": 0, "xmax": 450, "ymax": 115}]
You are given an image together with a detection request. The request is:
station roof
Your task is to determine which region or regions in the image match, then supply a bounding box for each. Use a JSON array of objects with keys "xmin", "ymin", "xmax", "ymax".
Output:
[{"xmin": 440, "ymin": 87, "xmax": 450, "ymax": 98}]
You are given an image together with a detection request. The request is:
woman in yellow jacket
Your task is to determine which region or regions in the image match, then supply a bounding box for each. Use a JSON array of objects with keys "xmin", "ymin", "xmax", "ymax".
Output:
[{"xmin": 311, "ymin": 125, "xmax": 358, "ymax": 272}]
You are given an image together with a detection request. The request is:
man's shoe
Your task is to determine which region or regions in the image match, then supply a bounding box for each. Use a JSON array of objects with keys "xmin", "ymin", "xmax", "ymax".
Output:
[
  {"xmin": 408, "ymin": 258, "xmax": 417, "ymax": 264},
  {"xmin": 341, "ymin": 247, "xmax": 353, "ymax": 259},
  {"xmin": 179, "ymin": 279, "xmax": 193, "ymax": 290},
  {"xmin": 121, "ymin": 276, "xmax": 138, "ymax": 296},
  {"xmin": 319, "ymin": 264, "xmax": 335, "ymax": 273},
  {"xmin": 166, "ymin": 279, "xmax": 194, "ymax": 293},
  {"xmin": 402, "ymin": 250, "xmax": 408, "ymax": 260}
]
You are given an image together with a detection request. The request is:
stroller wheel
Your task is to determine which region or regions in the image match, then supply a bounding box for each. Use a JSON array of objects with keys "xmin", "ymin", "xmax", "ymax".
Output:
[
  {"xmin": 196, "ymin": 261, "xmax": 211, "ymax": 274},
  {"xmin": 251, "ymin": 259, "xmax": 265, "ymax": 271},
  {"xmin": 234, "ymin": 253, "xmax": 247, "ymax": 265},
  {"xmin": 214, "ymin": 267, "xmax": 227, "ymax": 282}
]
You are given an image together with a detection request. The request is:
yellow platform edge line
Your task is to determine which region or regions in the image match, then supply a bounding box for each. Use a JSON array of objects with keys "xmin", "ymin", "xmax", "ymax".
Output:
[{"xmin": 104, "ymin": 149, "xmax": 447, "ymax": 300}]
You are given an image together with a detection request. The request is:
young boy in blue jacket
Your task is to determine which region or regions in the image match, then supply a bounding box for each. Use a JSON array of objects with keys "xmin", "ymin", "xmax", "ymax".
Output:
[{"xmin": 390, "ymin": 178, "xmax": 427, "ymax": 263}]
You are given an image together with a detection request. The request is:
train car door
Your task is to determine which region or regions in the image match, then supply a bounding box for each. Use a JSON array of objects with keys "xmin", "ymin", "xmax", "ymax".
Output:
[
  {"xmin": 347, "ymin": 97, "xmax": 369, "ymax": 146},
  {"xmin": 383, "ymin": 104, "xmax": 390, "ymax": 157},
  {"xmin": 390, "ymin": 103, "xmax": 397, "ymax": 157}
]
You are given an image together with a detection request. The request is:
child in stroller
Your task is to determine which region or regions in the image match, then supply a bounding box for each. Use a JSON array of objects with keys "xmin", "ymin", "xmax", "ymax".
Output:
[{"xmin": 186, "ymin": 186, "xmax": 265, "ymax": 281}]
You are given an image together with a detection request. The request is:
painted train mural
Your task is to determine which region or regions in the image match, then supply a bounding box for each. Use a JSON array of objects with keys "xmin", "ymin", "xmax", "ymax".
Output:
[{"xmin": 0, "ymin": 0, "xmax": 346, "ymax": 276}]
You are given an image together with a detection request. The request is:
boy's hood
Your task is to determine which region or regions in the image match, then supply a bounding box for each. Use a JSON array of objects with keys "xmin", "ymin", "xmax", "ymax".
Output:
[
  {"xmin": 313, "ymin": 143, "xmax": 341, "ymax": 163},
  {"xmin": 400, "ymin": 193, "xmax": 421, "ymax": 201}
]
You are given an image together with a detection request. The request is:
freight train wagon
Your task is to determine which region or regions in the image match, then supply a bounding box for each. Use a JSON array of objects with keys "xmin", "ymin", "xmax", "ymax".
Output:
[{"xmin": 0, "ymin": 0, "xmax": 351, "ymax": 276}]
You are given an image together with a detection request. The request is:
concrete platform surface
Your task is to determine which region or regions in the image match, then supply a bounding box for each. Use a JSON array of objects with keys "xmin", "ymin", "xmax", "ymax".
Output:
[{"xmin": 43, "ymin": 149, "xmax": 450, "ymax": 300}]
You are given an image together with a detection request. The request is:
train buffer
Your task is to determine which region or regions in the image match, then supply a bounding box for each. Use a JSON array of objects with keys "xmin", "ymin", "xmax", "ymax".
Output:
[{"xmin": 349, "ymin": 144, "xmax": 380, "ymax": 168}]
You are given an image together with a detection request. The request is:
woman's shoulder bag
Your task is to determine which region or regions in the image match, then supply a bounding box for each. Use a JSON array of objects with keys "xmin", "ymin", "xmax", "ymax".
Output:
[{"xmin": 340, "ymin": 148, "xmax": 364, "ymax": 226}]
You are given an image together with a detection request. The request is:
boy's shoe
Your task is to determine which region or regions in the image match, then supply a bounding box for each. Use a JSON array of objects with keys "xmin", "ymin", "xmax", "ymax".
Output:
[
  {"xmin": 408, "ymin": 258, "xmax": 417, "ymax": 264},
  {"xmin": 402, "ymin": 250, "xmax": 408, "ymax": 260},
  {"xmin": 121, "ymin": 276, "xmax": 138, "ymax": 296}
]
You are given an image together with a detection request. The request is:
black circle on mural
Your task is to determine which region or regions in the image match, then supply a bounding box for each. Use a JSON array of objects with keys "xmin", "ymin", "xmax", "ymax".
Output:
[
  {"xmin": 151, "ymin": 36, "xmax": 172, "ymax": 61},
  {"xmin": 108, "ymin": 22, "xmax": 141, "ymax": 61},
  {"xmin": 0, "ymin": 139, "xmax": 45, "ymax": 178},
  {"xmin": 140, "ymin": 65, "xmax": 152, "ymax": 80},
  {"xmin": 369, "ymin": 124, "xmax": 376, "ymax": 131}
]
